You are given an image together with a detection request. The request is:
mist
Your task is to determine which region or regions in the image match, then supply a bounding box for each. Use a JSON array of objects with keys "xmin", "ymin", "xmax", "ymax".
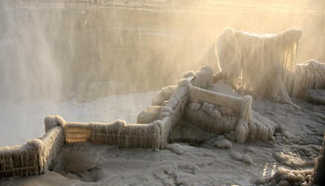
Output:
[{"xmin": 0, "ymin": 0, "xmax": 324, "ymax": 146}]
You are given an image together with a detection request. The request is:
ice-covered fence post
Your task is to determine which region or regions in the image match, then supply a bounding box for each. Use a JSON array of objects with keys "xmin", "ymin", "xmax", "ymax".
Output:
[
  {"xmin": 44, "ymin": 115, "xmax": 66, "ymax": 132},
  {"xmin": 155, "ymin": 78, "xmax": 191, "ymax": 148},
  {"xmin": 41, "ymin": 115, "xmax": 66, "ymax": 172},
  {"xmin": 235, "ymin": 95, "xmax": 252, "ymax": 143},
  {"xmin": 313, "ymin": 132, "xmax": 325, "ymax": 185}
]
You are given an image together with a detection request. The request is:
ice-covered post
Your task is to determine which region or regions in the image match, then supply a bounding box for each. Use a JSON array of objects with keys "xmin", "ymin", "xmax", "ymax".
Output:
[
  {"xmin": 313, "ymin": 132, "xmax": 325, "ymax": 185},
  {"xmin": 235, "ymin": 95, "xmax": 253, "ymax": 143}
]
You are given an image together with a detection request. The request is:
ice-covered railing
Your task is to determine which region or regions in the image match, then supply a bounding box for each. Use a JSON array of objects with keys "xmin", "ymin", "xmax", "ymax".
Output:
[
  {"xmin": 62, "ymin": 76, "xmax": 190, "ymax": 149},
  {"xmin": 0, "ymin": 68, "xmax": 190, "ymax": 178},
  {"xmin": 0, "ymin": 65, "xmax": 277, "ymax": 178},
  {"xmin": 64, "ymin": 120, "xmax": 161, "ymax": 149},
  {"xmin": 138, "ymin": 66, "xmax": 277, "ymax": 144},
  {"xmin": 0, "ymin": 116, "xmax": 64, "ymax": 177}
]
